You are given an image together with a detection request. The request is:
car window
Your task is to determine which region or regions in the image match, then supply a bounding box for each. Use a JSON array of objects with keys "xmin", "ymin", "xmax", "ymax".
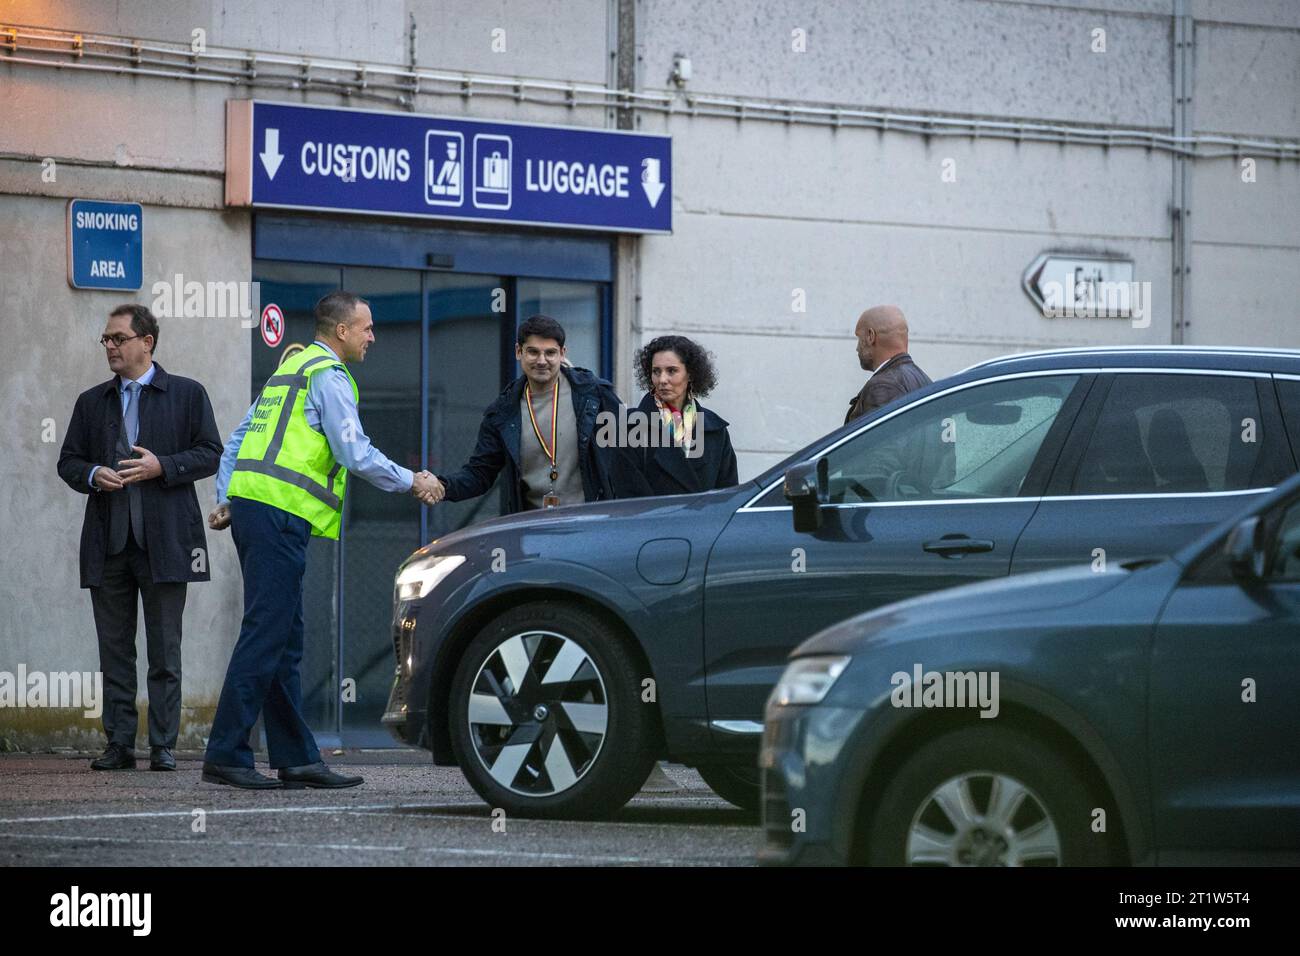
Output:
[
  {"xmin": 1072, "ymin": 374, "xmax": 1266, "ymax": 495},
  {"xmin": 820, "ymin": 375, "xmax": 1079, "ymax": 504},
  {"xmin": 1269, "ymin": 499, "xmax": 1300, "ymax": 582},
  {"xmin": 1276, "ymin": 380, "xmax": 1300, "ymax": 465}
]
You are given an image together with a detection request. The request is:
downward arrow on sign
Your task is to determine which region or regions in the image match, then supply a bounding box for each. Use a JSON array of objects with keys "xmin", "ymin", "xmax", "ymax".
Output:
[
  {"xmin": 260, "ymin": 128, "xmax": 284, "ymax": 180},
  {"xmin": 641, "ymin": 157, "xmax": 665, "ymax": 208}
]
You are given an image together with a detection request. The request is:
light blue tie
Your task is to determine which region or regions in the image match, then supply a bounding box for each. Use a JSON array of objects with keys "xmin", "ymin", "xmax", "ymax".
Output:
[
  {"xmin": 121, "ymin": 380, "xmax": 145, "ymax": 547},
  {"xmin": 124, "ymin": 381, "xmax": 140, "ymax": 446}
]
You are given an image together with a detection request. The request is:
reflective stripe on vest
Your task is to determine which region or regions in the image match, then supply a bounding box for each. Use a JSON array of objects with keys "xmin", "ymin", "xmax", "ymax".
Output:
[{"xmin": 228, "ymin": 345, "xmax": 358, "ymax": 538}]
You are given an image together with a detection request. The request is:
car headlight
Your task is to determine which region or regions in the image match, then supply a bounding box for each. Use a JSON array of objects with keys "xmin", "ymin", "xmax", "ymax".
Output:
[
  {"xmin": 395, "ymin": 554, "xmax": 465, "ymax": 603},
  {"xmin": 769, "ymin": 655, "xmax": 851, "ymax": 707}
]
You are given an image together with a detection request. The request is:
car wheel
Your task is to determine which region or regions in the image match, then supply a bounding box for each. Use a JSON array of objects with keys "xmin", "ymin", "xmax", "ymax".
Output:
[
  {"xmin": 696, "ymin": 764, "xmax": 761, "ymax": 812},
  {"xmin": 866, "ymin": 726, "xmax": 1116, "ymax": 866},
  {"xmin": 448, "ymin": 601, "xmax": 657, "ymax": 819}
]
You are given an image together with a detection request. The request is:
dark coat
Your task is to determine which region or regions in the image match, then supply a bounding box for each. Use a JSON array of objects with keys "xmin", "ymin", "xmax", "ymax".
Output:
[
  {"xmin": 624, "ymin": 392, "xmax": 739, "ymax": 496},
  {"xmin": 438, "ymin": 366, "xmax": 634, "ymax": 514},
  {"xmin": 845, "ymin": 352, "xmax": 933, "ymax": 424},
  {"xmin": 57, "ymin": 364, "xmax": 222, "ymax": 587}
]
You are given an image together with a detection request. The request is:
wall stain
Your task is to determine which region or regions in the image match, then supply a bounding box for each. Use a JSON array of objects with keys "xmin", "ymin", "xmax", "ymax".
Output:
[{"xmin": 0, "ymin": 700, "xmax": 219, "ymax": 752}]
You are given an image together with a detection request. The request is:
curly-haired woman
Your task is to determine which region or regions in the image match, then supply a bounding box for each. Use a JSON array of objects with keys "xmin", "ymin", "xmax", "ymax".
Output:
[{"xmin": 629, "ymin": 334, "xmax": 738, "ymax": 495}]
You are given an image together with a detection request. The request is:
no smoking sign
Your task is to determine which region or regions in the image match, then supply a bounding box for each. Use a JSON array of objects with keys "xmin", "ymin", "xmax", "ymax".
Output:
[{"xmin": 260, "ymin": 303, "xmax": 285, "ymax": 347}]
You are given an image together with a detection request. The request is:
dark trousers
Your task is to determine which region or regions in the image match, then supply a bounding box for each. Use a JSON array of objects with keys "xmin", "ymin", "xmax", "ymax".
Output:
[
  {"xmin": 89, "ymin": 539, "xmax": 186, "ymax": 749},
  {"xmin": 204, "ymin": 497, "xmax": 321, "ymax": 769}
]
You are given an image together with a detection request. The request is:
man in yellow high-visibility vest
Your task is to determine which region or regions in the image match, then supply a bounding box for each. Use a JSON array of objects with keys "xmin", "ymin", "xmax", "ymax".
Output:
[{"xmin": 202, "ymin": 291, "xmax": 441, "ymax": 789}]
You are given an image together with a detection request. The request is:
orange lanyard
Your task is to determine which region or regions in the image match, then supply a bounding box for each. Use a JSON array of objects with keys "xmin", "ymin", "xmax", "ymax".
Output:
[{"xmin": 525, "ymin": 380, "xmax": 558, "ymax": 476}]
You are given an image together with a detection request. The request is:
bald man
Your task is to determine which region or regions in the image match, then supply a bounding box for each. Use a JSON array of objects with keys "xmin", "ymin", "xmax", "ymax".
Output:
[{"xmin": 845, "ymin": 305, "xmax": 932, "ymax": 424}]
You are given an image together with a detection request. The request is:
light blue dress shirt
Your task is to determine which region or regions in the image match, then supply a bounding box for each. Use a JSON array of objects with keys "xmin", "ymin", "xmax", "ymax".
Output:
[
  {"xmin": 88, "ymin": 363, "xmax": 156, "ymax": 490},
  {"xmin": 215, "ymin": 341, "xmax": 414, "ymax": 504}
]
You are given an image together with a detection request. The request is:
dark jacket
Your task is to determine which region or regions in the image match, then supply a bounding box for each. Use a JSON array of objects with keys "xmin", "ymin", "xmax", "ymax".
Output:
[
  {"xmin": 438, "ymin": 365, "xmax": 633, "ymax": 514},
  {"xmin": 57, "ymin": 364, "xmax": 222, "ymax": 588},
  {"xmin": 624, "ymin": 392, "xmax": 738, "ymax": 496},
  {"xmin": 845, "ymin": 352, "xmax": 933, "ymax": 424}
]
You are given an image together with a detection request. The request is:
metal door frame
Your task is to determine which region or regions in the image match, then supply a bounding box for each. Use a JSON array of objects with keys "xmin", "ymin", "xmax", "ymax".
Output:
[{"xmin": 252, "ymin": 213, "xmax": 614, "ymax": 747}]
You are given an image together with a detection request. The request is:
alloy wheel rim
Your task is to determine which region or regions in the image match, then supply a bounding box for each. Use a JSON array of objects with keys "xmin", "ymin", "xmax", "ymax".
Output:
[
  {"xmin": 467, "ymin": 630, "xmax": 608, "ymax": 796},
  {"xmin": 905, "ymin": 772, "xmax": 1061, "ymax": 866}
]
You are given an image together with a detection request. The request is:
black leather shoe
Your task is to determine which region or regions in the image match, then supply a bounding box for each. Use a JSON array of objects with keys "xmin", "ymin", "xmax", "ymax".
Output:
[
  {"xmin": 150, "ymin": 747, "xmax": 176, "ymax": 771},
  {"xmin": 278, "ymin": 761, "xmax": 363, "ymax": 789},
  {"xmin": 201, "ymin": 762, "xmax": 282, "ymax": 789},
  {"xmin": 90, "ymin": 743, "xmax": 136, "ymax": 771}
]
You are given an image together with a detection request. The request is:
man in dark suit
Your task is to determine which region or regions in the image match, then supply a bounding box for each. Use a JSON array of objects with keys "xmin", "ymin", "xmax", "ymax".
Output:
[{"xmin": 57, "ymin": 304, "xmax": 222, "ymax": 772}]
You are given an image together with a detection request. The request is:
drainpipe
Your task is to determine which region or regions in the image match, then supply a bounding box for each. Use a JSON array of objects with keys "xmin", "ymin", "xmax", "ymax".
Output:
[
  {"xmin": 1171, "ymin": 0, "xmax": 1194, "ymax": 343},
  {"xmin": 613, "ymin": 0, "xmax": 642, "ymax": 404}
]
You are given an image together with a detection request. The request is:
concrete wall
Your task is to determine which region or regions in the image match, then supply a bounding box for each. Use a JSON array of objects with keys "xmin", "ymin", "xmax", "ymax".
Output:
[
  {"xmin": 0, "ymin": 0, "xmax": 614, "ymax": 83},
  {"xmin": 0, "ymin": 192, "xmax": 250, "ymax": 749},
  {"xmin": 637, "ymin": 0, "xmax": 1175, "ymax": 125},
  {"xmin": 1186, "ymin": 10, "xmax": 1300, "ymax": 350},
  {"xmin": 635, "ymin": 0, "xmax": 1300, "ymax": 477}
]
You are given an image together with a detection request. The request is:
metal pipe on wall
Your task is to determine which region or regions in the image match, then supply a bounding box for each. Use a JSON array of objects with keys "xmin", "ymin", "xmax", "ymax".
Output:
[{"xmin": 2, "ymin": 24, "xmax": 1296, "ymax": 162}]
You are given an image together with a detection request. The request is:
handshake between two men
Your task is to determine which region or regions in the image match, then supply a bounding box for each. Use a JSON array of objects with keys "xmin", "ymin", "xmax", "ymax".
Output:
[
  {"xmin": 410, "ymin": 470, "xmax": 444, "ymax": 506},
  {"xmin": 207, "ymin": 470, "xmax": 445, "ymax": 531}
]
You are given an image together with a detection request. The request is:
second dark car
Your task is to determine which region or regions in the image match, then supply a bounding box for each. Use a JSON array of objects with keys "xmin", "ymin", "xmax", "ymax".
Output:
[{"xmin": 760, "ymin": 471, "xmax": 1300, "ymax": 865}]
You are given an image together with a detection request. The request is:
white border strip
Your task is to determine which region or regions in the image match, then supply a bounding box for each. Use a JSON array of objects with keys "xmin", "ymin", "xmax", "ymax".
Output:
[{"xmin": 740, "ymin": 487, "xmax": 1270, "ymax": 515}]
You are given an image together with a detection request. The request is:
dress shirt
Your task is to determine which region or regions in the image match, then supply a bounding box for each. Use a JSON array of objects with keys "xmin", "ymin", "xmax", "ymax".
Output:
[
  {"xmin": 215, "ymin": 341, "xmax": 413, "ymax": 504},
  {"xmin": 88, "ymin": 363, "xmax": 156, "ymax": 489}
]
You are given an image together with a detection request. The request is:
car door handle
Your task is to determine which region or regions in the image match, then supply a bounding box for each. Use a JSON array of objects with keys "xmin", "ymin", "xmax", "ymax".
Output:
[{"xmin": 922, "ymin": 536, "xmax": 995, "ymax": 557}]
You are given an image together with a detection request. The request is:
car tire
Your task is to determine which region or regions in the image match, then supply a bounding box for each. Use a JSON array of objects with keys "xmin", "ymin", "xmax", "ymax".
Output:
[
  {"xmin": 448, "ymin": 601, "xmax": 657, "ymax": 819},
  {"xmin": 696, "ymin": 764, "xmax": 762, "ymax": 812},
  {"xmin": 865, "ymin": 725, "xmax": 1117, "ymax": 866}
]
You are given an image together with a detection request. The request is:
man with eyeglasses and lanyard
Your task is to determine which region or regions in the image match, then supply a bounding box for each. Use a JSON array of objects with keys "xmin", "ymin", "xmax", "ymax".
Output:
[
  {"xmin": 57, "ymin": 304, "xmax": 222, "ymax": 773},
  {"xmin": 430, "ymin": 314, "xmax": 632, "ymax": 514}
]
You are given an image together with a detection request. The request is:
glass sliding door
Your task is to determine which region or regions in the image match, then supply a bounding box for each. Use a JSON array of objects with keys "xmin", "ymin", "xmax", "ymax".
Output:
[
  {"xmin": 338, "ymin": 267, "xmax": 423, "ymax": 740},
  {"xmin": 425, "ymin": 273, "xmax": 510, "ymax": 537},
  {"xmin": 517, "ymin": 278, "xmax": 605, "ymax": 375},
  {"xmin": 251, "ymin": 221, "xmax": 613, "ymax": 748}
]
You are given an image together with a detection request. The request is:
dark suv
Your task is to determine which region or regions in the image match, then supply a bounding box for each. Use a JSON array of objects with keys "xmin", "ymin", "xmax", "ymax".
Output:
[
  {"xmin": 759, "ymin": 471, "xmax": 1300, "ymax": 866},
  {"xmin": 384, "ymin": 347, "xmax": 1300, "ymax": 818}
]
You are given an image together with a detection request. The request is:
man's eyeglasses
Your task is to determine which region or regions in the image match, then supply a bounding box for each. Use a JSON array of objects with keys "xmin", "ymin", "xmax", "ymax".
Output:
[{"xmin": 99, "ymin": 333, "xmax": 142, "ymax": 348}]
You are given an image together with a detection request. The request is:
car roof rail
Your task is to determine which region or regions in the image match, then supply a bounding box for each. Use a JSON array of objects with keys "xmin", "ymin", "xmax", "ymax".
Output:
[{"xmin": 959, "ymin": 345, "xmax": 1300, "ymax": 375}]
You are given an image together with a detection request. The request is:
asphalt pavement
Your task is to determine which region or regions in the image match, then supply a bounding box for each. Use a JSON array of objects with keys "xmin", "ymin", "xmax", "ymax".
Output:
[{"xmin": 0, "ymin": 751, "xmax": 763, "ymax": 866}]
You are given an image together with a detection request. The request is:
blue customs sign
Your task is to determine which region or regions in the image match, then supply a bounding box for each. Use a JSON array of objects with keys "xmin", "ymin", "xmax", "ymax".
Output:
[
  {"xmin": 225, "ymin": 100, "xmax": 671, "ymax": 234},
  {"xmin": 67, "ymin": 200, "xmax": 143, "ymax": 290}
]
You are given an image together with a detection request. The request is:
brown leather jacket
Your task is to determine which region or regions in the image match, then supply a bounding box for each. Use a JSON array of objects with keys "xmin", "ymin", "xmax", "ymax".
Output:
[{"xmin": 844, "ymin": 352, "xmax": 932, "ymax": 425}]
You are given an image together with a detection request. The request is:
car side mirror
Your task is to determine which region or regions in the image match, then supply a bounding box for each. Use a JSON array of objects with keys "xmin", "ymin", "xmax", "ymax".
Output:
[
  {"xmin": 785, "ymin": 458, "xmax": 828, "ymax": 533},
  {"xmin": 1225, "ymin": 516, "xmax": 1266, "ymax": 581}
]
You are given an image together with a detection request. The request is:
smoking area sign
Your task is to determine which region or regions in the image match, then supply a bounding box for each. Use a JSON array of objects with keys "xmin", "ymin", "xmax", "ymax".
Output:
[
  {"xmin": 67, "ymin": 199, "xmax": 143, "ymax": 291},
  {"xmin": 225, "ymin": 100, "xmax": 672, "ymax": 234}
]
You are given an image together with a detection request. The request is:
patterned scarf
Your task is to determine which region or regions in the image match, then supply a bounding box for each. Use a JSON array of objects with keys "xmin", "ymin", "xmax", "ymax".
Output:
[{"xmin": 655, "ymin": 393, "xmax": 697, "ymax": 448}]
